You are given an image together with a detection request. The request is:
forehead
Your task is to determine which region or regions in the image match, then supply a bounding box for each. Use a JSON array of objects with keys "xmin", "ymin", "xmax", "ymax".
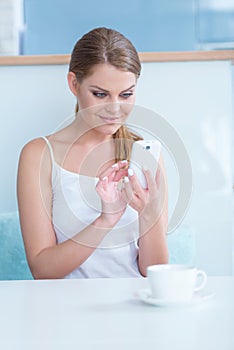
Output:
[{"xmin": 82, "ymin": 63, "xmax": 136, "ymax": 90}]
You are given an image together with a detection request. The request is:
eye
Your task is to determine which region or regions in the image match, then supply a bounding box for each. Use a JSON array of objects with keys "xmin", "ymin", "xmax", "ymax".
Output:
[
  {"xmin": 93, "ymin": 92, "xmax": 107, "ymax": 98},
  {"xmin": 120, "ymin": 92, "xmax": 133, "ymax": 99}
]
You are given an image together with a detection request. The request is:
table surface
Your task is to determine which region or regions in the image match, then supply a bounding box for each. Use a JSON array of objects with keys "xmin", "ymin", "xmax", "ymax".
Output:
[{"xmin": 0, "ymin": 276, "xmax": 233, "ymax": 349}]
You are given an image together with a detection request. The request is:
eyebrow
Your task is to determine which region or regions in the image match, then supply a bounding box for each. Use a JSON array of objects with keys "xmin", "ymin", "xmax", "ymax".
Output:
[{"xmin": 89, "ymin": 85, "xmax": 136, "ymax": 93}]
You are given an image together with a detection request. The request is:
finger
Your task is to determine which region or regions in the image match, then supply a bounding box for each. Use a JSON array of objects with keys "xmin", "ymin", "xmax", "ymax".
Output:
[
  {"xmin": 128, "ymin": 168, "xmax": 145, "ymax": 195},
  {"xmin": 123, "ymin": 177, "xmax": 143, "ymax": 213},
  {"xmin": 122, "ymin": 176, "xmax": 133, "ymax": 203},
  {"xmin": 109, "ymin": 171, "xmax": 116, "ymax": 182},
  {"xmin": 156, "ymin": 164, "xmax": 167, "ymax": 200},
  {"xmin": 155, "ymin": 156, "xmax": 167, "ymax": 192},
  {"xmin": 99, "ymin": 159, "xmax": 128, "ymax": 180},
  {"xmin": 116, "ymin": 159, "xmax": 128, "ymax": 169},
  {"xmin": 155, "ymin": 166, "xmax": 161, "ymax": 188},
  {"xmin": 142, "ymin": 166, "xmax": 156, "ymax": 191},
  {"xmin": 113, "ymin": 168, "xmax": 128, "ymax": 182},
  {"xmin": 96, "ymin": 176, "xmax": 108, "ymax": 193}
]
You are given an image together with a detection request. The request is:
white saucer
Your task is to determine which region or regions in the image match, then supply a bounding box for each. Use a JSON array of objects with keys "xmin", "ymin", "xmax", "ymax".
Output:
[{"xmin": 136, "ymin": 288, "xmax": 215, "ymax": 307}]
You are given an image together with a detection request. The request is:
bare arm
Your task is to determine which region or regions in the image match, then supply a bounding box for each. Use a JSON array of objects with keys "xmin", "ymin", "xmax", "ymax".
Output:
[
  {"xmin": 17, "ymin": 139, "xmax": 125, "ymax": 279},
  {"xmin": 124, "ymin": 156, "xmax": 169, "ymax": 276}
]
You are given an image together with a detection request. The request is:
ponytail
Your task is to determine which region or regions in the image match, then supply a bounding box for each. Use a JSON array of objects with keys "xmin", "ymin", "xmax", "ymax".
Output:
[{"xmin": 113, "ymin": 125, "xmax": 143, "ymax": 162}]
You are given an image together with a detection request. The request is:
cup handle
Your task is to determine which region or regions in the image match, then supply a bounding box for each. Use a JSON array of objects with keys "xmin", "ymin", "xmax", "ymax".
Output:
[{"xmin": 194, "ymin": 270, "xmax": 207, "ymax": 292}]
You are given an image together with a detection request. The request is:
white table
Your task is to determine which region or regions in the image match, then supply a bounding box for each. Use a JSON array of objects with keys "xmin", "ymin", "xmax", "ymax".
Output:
[{"xmin": 0, "ymin": 276, "xmax": 233, "ymax": 349}]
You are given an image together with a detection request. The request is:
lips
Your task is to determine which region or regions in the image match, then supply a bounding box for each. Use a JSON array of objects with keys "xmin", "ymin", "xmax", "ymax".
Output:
[{"xmin": 98, "ymin": 116, "xmax": 121, "ymax": 124}]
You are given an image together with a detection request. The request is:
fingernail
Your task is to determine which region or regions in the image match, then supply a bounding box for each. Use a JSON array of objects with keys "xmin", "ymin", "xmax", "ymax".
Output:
[
  {"xmin": 128, "ymin": 168, "xmax": 134, "ymax": 177},
  {"xmin": 111, "ymin": 163, "xmax": 118, "ymax": 168},
  {"xmin": 101, "ymin": 176, "xmax": 108, "ymax": 181},
  {"xmin": 121, "ymin": 159, "xmax": 128, "ymax": 164},
  {"xmin": 142, "ymin": 165, "xmax": 148, "ymax": 171},
  {"xmin": 124, "ymin": 176, "xmax": 129, "ymax": 183}
]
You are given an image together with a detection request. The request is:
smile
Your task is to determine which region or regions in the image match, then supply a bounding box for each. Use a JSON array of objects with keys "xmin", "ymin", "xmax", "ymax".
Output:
[{"xmin": 98, "ymin": 116, "xmax": 121, "ymax": 124}]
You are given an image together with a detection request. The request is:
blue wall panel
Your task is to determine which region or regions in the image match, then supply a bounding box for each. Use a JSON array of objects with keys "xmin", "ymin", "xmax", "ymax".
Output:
[
  {"xmin": 198, "ymin": 1, "xmax": 234, "ymax": 44},
  {"xmin": 23, "ymin": 0, "xmax": 196, "ymax": 54}
]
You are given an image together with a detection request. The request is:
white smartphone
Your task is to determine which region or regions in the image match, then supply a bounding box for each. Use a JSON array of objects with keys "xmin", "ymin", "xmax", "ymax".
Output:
[{"xmin": 129, "ymin": 140, "xmax": 161, "ymax": 189}]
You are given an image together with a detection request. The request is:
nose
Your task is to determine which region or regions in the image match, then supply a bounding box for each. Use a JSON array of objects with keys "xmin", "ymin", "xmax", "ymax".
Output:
[{"xmin": 105, "ymin": 96, "xmax": 121, "ymax": 116}]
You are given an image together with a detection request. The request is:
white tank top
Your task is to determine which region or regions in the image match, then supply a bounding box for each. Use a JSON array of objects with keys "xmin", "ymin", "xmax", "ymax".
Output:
[{"xmin": 42, "ymin": 137, "xmax": 142, "ymax": 278}]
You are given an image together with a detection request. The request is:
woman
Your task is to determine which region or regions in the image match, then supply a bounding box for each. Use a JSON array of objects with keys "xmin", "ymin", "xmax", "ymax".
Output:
[{"xmin": 17, "ymin": 27, "xmax": 168, "ymax": 279}]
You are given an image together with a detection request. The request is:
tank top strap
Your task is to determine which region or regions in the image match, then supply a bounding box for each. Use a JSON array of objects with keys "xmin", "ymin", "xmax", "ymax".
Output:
[
  {"xmin": 41, "ymin": 136, "xmax": 55, "ymax": 164},
  {"xmin": 41, "ymin": 136, "xmax": 58, "ymax": 185}
]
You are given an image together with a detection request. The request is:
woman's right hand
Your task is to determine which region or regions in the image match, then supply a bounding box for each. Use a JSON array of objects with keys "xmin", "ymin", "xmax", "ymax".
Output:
[{"xmin": 96, "ymin": 160, "xmax": 128, "ymax": 227}]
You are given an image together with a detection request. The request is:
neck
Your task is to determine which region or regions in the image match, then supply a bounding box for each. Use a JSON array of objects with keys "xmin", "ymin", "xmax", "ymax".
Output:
[{"xmin": 71, "ymin": 114, "xmax": 115, "ymax": 147}]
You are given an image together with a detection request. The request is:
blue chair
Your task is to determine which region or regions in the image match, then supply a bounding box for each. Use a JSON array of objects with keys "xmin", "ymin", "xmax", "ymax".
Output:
[
  {"xmin": 167, "ymin": 224, "xmax": 196, "ymax": 265},
  {"xmin": 0, "ymin": 211, "xmax": 195, "ymax": 280},
  {"xmin": 0, "ymin": 212, "xmax": 33, "ymax": 280}
]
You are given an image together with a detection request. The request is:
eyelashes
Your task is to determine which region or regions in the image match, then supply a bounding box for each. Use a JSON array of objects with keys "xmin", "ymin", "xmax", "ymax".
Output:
[
  {"xmin": 93, "ymin": 92, "xmax": 106, "ymax": 98},
  {"xmin": 121, "ymin": 93, "xmax": 134, "ymax": 99},
  {"xmin": 92, "ymin": 92, "xmax": 133, "ymax": 99}
]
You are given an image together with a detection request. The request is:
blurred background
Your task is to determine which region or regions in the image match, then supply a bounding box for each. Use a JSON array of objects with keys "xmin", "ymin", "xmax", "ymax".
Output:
[{"xmin": 0, "ymin": 0, "xmax": 234, "ymax": 55}]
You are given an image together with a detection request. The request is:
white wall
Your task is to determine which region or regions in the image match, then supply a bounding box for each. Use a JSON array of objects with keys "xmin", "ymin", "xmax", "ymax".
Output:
[
  {"xmin": 136, "ymin": 61, "xmax": 234, "ymax": 276},
  {"xmin": 0, "ymin": 60, "xmax": 233, "ymax": 275},
  {"xmin": 0, "ymin": 64, "xmax": 75, "ymax": 212}
]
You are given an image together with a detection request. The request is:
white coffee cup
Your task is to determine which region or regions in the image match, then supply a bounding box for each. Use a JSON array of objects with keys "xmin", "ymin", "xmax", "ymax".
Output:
[{"xmin": 147, "ymin": 264, "xmax": 207, "ymax": 301}]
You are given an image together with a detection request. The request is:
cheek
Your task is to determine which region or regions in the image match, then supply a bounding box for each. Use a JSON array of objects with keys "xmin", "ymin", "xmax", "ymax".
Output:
[
  {"xmin": 121, "ymin": 97, "xmax": 135, "ymax": 116},
  {"xmin": 79, "ymin": 98, "xmax": 104, "ymax": 123},
  {"xmin": 79, "ymin": 95, "xmax": 104, "ymax": 111},
  {"xmin": 78, "ymin": 94, "xmax": 90, "ymax": 109}
]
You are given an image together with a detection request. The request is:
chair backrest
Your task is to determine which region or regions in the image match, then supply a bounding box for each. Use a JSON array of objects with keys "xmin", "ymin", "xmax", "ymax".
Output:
[
  {"xmin": 167, "ymin": 224, "xmax": 196, "ymax": 265},
  {"xmin": 0, "ymin": 212, "xmax": 32, "ymax": 280},
  {"xmin": 0, "ymin": 211, "xmax": 195, "ymax": 280}
]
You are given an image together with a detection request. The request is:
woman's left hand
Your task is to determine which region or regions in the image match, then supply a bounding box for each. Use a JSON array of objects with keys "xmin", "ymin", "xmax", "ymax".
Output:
[
  {"xmin": 123, "ymin": 165, "xmax": 166, "ymax": 222},
  {"xmin": 123, "ymin": 163, "xmax": 169, "ymax": 275}
]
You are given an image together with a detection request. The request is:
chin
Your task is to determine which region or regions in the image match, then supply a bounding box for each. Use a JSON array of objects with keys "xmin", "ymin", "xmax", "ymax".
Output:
[{"xmin": 96, "ymin": 124, "xmax": 122, "ymax": 136}]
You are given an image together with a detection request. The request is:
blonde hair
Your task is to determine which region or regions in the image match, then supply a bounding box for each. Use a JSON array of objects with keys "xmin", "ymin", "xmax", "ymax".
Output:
[{"xmin": 69, "ymin": 27, "xmax": 143, "ymax": 161}]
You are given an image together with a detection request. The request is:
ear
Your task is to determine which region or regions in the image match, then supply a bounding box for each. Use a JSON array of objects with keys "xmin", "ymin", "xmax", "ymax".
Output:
[{"xmin": 67, "ymin": 72, "xmax": 79, "ymax": 96}]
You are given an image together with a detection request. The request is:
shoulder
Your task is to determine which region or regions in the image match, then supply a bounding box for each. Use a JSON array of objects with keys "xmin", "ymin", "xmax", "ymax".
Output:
[
  {"xmin": 18, "ymin": 137, "xmax": 51, "ymax": 168},
  {"xmin": 17, "ymin": 137, "xmax": 54, "ymax": 190},
  {"xmin": 19, "ymin": 136, "xmax": 50, "ymax": 157},
  {"xmin": 20, "ymin": 137, "xmax": 47, "ymax": 153}
]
